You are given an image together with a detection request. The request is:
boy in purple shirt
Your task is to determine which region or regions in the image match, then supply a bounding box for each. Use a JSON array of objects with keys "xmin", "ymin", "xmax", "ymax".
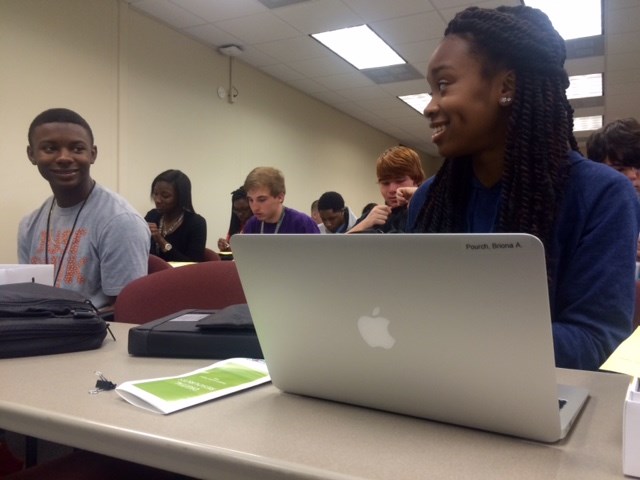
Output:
[{"xmin": 241, "ymin": 167, "xmax": 319, "ymax": 234}]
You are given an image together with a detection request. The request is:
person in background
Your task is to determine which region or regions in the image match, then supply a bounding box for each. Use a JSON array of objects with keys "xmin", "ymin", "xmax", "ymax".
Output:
[
  {"xmin": 586, "ymin": 117, "xmax": 640, "ymax": 198},
  {"xmin": 360, "ymin": 202, "xmax": 377, "ymax": 218},
  {"xmin": 316, "ymin": 191, "xmax": 358, "ymax": 233},
  {"xmin": 19, "ymin": 108, "xmax": 150, "ymax": 313},
  {"xmin": 241, "ymin": 167, "xmax": 320, "ymax": 234},
  {"xmin": 218, "ymin": 186, "xmax": 252, "ymax": 252},
  {"xmin": 348, "ymin": 145, "xmax": 425, "ymax": 233},
  {"xmin": 310, "ymin": 199, "xmax": 322, "ymax": 226},
  {"xmin": 145, "ymin": 169, "xmax": 207, "ymax": 262},
  {"xmin": 406, "ymin": 5, "xmax": 640, "ymax": 370}
]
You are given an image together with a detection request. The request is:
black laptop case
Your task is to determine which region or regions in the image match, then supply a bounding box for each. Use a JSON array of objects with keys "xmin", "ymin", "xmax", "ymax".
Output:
[
  {"xmin": 0, "ymin": 282, "xmax": 108, "ymax": 359},
  {"xmin": 127, "ymin": 304, "xmax": 263, "ymax": 359}
]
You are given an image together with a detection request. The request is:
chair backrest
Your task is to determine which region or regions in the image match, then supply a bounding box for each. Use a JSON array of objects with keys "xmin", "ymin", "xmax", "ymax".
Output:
[
  {"xmin": 203, "ymin": 248, "xmax": 221, "ymax": 262},
  {"xmin": 148, "ymin": 254, "xmax": 172, "ymax": 273},
  {"xmin": 114, "ymin": 261, "xmax": 246, "ymax": 324}
]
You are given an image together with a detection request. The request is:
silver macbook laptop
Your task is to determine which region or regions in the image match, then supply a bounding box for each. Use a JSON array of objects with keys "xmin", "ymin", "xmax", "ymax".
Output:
[{"xmin": 231, "ymin": 233, "xmax": 588, "ymax": 443}]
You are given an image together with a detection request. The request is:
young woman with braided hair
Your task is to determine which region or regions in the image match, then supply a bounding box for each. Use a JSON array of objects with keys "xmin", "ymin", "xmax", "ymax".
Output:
[{"xmin": 406, "ymin": 5, "xmax": 640, "ymax": 370}]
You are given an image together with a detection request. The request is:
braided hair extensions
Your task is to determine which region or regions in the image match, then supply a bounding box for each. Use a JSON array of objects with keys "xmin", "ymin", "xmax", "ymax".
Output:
[{"xmin": 415, "ymin": 5, "xmax": 578, "ymax": 252}]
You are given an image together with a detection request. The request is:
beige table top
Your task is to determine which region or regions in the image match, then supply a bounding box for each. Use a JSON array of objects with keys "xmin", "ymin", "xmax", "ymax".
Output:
[{"xmin": 0, "ymin": 322, "xmax": 630, "ymax": 480}]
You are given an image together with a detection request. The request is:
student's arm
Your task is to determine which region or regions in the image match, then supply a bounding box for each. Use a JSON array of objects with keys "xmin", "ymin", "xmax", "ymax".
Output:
[
  {"xmin": 550, "ymin": 172, "xmax": 639, "ymax": 370},
  {"xmin": 348, "ymin": 205, "xmax": 391, "ymax": 233},
  {"xmin": 100, "ymin": 212, "xmax": 150, "ymax": 299}
]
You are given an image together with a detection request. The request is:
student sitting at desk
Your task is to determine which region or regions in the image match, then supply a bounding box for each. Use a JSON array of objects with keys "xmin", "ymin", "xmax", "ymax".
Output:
[
  {"xmin": 18, "ymin": 108, "xmax": 150, "ymax": 314},
  {"xmin": 241, "ymin": 167, "xmax": 320, "ymax": 234},
  {"xmin": 217, "ymin": 186, "xmax": 252, "ymax": 253},
  {"xmin": 349, "ymin": 145, "xmax": 425, "ymax": 233},
  {"xmin": 316, "ymin": 191, "xmax": 357, "ymax": 234},
  {"xmin": 405, "ymin": 5, "xmax": 640, "ymax": 370},
  {"xmin": 145, "ymin": 169, "xmax": 207, "ymax": 262}
]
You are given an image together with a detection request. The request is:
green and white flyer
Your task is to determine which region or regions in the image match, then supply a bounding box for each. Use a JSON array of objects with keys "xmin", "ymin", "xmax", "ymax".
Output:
[{"xmin": 115, "ymin": 358, "xmax": 270, "ymax": 414}]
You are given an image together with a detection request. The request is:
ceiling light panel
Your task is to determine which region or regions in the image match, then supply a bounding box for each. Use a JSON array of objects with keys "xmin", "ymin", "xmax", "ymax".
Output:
[
  {"xmin": 573, "ymin": 115, "xmax": 603, "ymax": 132},
  {"xmin": 524, "ymin": 0, "xmax": 602, "ymax": 40},
  {"xmin": 311, "ymin": 25, "xmax": 405, "ymax": 70},
  {"xmin": 398, "ymin": 93, "xmax": 431, "ymax": 114},
  {"xmin": 567, "ymin": 73, "xmax": 603, "ymax": 99}
]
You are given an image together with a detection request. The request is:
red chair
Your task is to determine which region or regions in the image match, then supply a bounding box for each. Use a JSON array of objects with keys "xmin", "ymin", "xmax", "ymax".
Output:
[
  {"xmin": 148, "ymin": 254, "xmax": 172, "ymax": 273},
  {"xmin": 114, "ymin": 261, "xmax": 246, "ymax": 324},
  {"xmin": 203, "ymin": 248, "xmax": 221, "ymax": 262}
]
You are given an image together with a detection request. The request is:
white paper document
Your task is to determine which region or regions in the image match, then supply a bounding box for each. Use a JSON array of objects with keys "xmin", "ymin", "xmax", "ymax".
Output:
[{"xmin": 116, "ymin": 358, "xmax": 270, "ymax": 414}]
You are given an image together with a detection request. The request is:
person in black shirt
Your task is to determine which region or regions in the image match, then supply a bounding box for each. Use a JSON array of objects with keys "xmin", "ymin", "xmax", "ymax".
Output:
[{"xmin": 145, "ymin": 169, "xmax": 207, "ymax": 262}]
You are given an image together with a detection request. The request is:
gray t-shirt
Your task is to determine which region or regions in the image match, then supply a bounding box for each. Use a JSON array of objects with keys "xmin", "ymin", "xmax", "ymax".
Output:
[{"xmin": 18, "ymin": 183, "xmax": 150, "ymax": 309}]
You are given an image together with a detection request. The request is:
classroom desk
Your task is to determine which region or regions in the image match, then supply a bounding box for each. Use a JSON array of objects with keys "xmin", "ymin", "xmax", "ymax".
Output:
[{"xmin": 0, "ymin": 322, "xmax": 630, "ymax": 480}]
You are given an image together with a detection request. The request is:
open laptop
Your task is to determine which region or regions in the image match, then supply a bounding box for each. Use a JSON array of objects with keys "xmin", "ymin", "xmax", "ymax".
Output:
[{"xmin": 231, "ymin": 233, "xmax": 588, "ymax": 443}]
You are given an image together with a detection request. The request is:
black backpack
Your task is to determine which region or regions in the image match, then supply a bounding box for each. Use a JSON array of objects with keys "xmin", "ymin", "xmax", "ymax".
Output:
[{"xmin": 0, "ymin": 282, "xmax": 109, "ymax": 358}]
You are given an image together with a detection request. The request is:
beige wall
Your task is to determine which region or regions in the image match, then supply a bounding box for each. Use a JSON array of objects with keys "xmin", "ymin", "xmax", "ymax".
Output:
[{"xmin": 0, "ymin": 0, "xmax": 419, "ymax": 264}]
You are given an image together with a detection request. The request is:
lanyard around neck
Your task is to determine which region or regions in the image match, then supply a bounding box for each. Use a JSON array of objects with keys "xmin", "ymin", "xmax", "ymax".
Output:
[
  {"xmin": 260, "ymin": 208, "xmax": 285, "ymax": 234},
  {"xmin": 45, "ymin": 181, "xmax": 96, "ymax": 285}
]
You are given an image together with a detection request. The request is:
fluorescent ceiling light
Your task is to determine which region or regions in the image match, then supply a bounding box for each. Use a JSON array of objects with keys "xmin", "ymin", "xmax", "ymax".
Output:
[
  {"xmin": 524, "ymin": 0, "xmax": 601, "ymax": 40},
  {"xmin": 399, "ymin": 93, "xmax": 431, "ymax": 114},
  {"xmin": 311, "ymin": 25, "xmax": 405, "ymax": 70},
  {"xmin": 567, "ymin": 73, "xmax": 603, "ymax": 100},
  {"xmin": 574, "ymin": 115, "xmax": 603, "ymax": 132}
]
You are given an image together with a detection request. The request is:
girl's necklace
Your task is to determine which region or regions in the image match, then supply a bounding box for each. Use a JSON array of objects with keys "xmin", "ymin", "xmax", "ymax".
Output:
[
  {"xmin": 160, "ymin": 212, "xmax": 184, "ymax": 236},
  {"xmin": 45, "ymin": 181, "xmax": 96, "ymax": 285}
]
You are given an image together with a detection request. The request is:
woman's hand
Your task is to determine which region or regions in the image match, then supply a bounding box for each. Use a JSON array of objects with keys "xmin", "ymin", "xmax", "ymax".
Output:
[
  {"xmin": 218, "ymin": 237, "xmax": 231, "ymax": 252},
  {"xmin": 148, "ymin": 222, "xmax": 164, "ymax": 243}
]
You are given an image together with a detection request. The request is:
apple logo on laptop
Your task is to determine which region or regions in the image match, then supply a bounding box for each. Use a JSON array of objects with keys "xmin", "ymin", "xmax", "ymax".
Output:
[{"xmin": 357, "ymin": 307, "xmax": 395, "ymax": 349}]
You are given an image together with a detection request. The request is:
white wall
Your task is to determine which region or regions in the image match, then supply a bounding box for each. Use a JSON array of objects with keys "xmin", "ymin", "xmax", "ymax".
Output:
[{"xmin": 0, "ymin": 0, "xmax": 405, "ymax": 263}]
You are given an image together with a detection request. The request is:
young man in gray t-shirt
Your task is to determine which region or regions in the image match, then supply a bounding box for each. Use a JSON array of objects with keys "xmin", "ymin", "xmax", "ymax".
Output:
[{"xmin": 18, "ymin": 108, "xmax": 150, "ymax": 312}]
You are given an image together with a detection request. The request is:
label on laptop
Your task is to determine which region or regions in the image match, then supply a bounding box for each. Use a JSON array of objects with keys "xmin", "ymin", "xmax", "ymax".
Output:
[
  {"xmin": 115, "ymin": 358, "xmax": 270, "ymax": 414},
  {"xmin": 463, "ymin": 240, "xmax": 526, "ymax": 252}
]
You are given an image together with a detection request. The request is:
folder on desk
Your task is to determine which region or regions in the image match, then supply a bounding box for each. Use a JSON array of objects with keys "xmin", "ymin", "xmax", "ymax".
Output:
[{"xmin": 128, "ymin": 305, "xmax": 263, "ymax": 360}]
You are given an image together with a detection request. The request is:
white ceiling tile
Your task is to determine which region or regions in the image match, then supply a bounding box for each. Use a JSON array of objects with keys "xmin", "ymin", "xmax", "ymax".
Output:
[
  {"xmin": 132, "ymin": 0, "xmax": 207, "ymax": 28},
  {"xmin": 371, "ymin": 11, "xmax": 447, "ymax": 44},
  {"xmin": 394, "ymin": 39, "xmax": 441, "ymax": 68},
  {"xmin": 287, "ymin": 77, "xmax": 328, "ymax": 94},
  {"xmin": 607, "ymin": 31, "xmax": 640, "ymax": 55},
  {"xmin": 288, "ymin": 56, "xmax": 354, "ymax": 78},
  {"xmin": 260, "ymin": 63, "xmax": 307, "ymax": 82},
  {"xmin": 313, "ymin": 72, "xmax": 374, "ymax": 90},
  {"xmin": 256, "ymin": 36, "xmax": 328, "ymax": 63},
  {"xmin": 607, "ymin": 51, "xmax": 640, "ymax": 72},
  {"xmin": 215, "ymin": 11, "xmax": 301, "ymax": 44},
  {"xmin": 334, "ymin": 85, "xmax": 385, "ymax": 101},
  {"xmin": 309, "ymin": 89, "xmax": 352, "ymax": 105},
  {"xmin": 183, "ymin": 23, "xmax": 243, "ymax": 47},
  {"xmin": 606, "ymin": 68, "xmax": 640, "ymax": 86},
  {"xmin": 235, "ymin": 46, "xmax": 280, "ymax": 67},
  {"xmin": 272, "ymin": 0, "xmax": 362, "ymax": 34},
  {"xmin": 343, "ymin": 0, "xmax": 435, "ymax": 23},
  {"xmin": 167, "ymin": 0, "xmax": 267, "ymax": 22}
]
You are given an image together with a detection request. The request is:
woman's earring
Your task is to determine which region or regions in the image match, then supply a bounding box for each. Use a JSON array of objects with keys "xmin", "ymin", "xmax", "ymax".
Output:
[{"xmin": 499, "ymin": 96, "xmax": 513, "ymax": 106}]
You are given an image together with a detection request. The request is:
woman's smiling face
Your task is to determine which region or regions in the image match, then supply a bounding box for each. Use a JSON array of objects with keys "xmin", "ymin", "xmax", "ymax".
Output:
[{"xmin": 424, "ymin": 34, "xmax": 511, "ymax": 162}]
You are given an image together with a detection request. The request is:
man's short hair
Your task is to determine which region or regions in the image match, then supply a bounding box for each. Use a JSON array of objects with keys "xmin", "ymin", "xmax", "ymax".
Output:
[
  {"xmin": 376, "ymin": 145, "xmax": 425, "ymax": 184},
  {"xmin": 602, "ymin": 117, "xmax": 640, "ymax": 168},
  {"xmin": 28, "ymin": 108, "xmax": 94, "ymax": 146},
  {"xmin": 317, "ymin": 191, "xmax": 345, "ymax": 212},
  {"xmin": 244, "ymin": 167, "xmax": 286, "ymax": 196}
]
